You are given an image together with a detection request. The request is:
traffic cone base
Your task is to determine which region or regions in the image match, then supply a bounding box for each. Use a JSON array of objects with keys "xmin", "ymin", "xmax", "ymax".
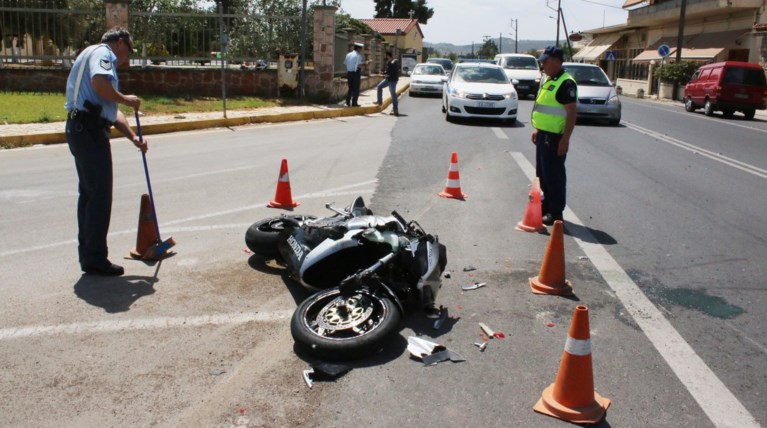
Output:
[
  {"xmin": 516, "ymin": 222, "xmax": 546, "ymax": 233},
  {"xmin": 534, "ymin": 384, "xmax": 610, "ymax": 424},
  {"xmin": 529, "ymin": 276, "xmax": 573, "ymax": 295},
  {"xmin": 439, "ymin": 152, "xmax": 467, "ymax": 199},
  {"xmin": 130, "ymin": 193, "xmax": 158, "ymax": 259},
  {"xmin": 268, "ymin": 159, "xmax": 300, "ymax": 209}
]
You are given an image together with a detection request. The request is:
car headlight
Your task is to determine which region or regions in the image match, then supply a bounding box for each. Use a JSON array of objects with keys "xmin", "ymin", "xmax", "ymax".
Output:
[
  {"xmin": 535, "ymin": 77, "xmax": 541, "ymax": 83},
  {"xmin": 504, "ymin": 92, "xmax": 517, "ymax": 100},
  {"xmin": 450, "ymin": 87, "xmax": 466, "ymax": 98},
  {"xmin": 607, "ymin": 94, "xmax": 620, "ymax": 105}
]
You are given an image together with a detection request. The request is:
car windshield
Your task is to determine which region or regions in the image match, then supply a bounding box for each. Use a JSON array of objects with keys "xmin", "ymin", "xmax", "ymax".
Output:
[
  {"xmin": 413, "ymin": 65, "xmax": 445, "ymax": 76},
  {"xmin": 428, "ymin": 59, "xmax": 453, "ymax": 70},
  {"xmin": 502, "ymin": 57, "xmax": 539, "ymax": 70},
  {"xmin": 563, "ymin": 66, "xmax": 611, "ymax": 86},
  {"xmin": 454, "ymin": 67, "xmax": 509, "ymax": 84}
]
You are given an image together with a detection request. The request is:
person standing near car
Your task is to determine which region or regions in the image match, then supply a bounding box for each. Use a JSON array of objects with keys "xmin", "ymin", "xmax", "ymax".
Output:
[
  {"xmin": 344, "ymin": 42, "xmax": 369, "ymax": 107},
  {"xmin": 374, "ymin": 51, "xmax": 400, "ymax": 116},
  {"xmin": 65, "ymin": 27, "xmax": 147, "ymax": 276},
  {"xmin": 530, "ymin": 46, "xmax": 577, "ymax": 226}
]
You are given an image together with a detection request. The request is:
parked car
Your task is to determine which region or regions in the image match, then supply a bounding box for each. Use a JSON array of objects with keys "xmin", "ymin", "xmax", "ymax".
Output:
[
  {"xmin": 442, "ymin": 62, "xmax": 518, "ymax": 124},
  {"xmin": 494, "ymin": 53, "xmax": 542, "ymax": 98},
  {"xmin": 426, "ymin": 58, "xmax": 454, "ymax": 76},
  {"xmin": 409, "ymin": 63, "xmax": 448, "ymax": 96},
  {"xmin": 684, "ymin": 61, "xmax": 767, "ymax": 120},
  {"xmin": 561, "ymin": 62, "xmax": 621, "ymax": 126}
]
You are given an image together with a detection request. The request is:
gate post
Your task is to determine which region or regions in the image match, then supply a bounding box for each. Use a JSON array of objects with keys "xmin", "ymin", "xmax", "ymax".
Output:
[{"xmin": 311, "ymin": 5, "xmax": 337, "ymax": 99}]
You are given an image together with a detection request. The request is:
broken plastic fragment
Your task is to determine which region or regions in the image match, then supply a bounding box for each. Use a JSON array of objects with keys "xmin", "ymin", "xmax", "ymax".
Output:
[
  {"xmin": 493, "ymin": 332, "xmax": 506, "ymax": 339},
  {"xmin": 546, "ymin": 323, "xmax": 555, "ymax": 328},
  {"xmin": 474, "ymin": 342, "xmax": 487, "ymax": 352},
  {"xmin": 433, "ymin": 307, "xmax": 448, "ymax": 330},
  {"xmin": 303, "ymin": 368, "xmax": 314, "ymax": 388},
  {"xmin": 462, "ymin": 282, "xmax": 486, "ymax": 291},
  {"xmin": 243, "ymin": 248, "xmax": 252, "ymax": 254},
  {"xmin": 422, "ymin": 349, "xmax": 466, "ymax": 366},
  {"xmin": 463, "ymin": 265, "xmax": 477, "ymax": 272},
  {"xmin": 444, "ymin": 271, "xmax": 451, "ymax": 279},
  {"xmin": 407, "ymin": 336, "xmax": 443, "ymax": 358}
]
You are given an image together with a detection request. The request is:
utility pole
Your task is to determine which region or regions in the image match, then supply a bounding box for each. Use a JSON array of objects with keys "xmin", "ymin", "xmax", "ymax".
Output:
[
  {"xmin": 510, "ymin": 18, "xmax": 518, "ymax": 53},
  {"xmin": 299, "ymin": 0, "xmax": 307, "ymax": 99},
  {"xmin": 556, "ymin": 0, "xmax": 561, "ymax": 47},
  {"xmin": 499, "ymin": 32, "xmax": 502, "ymax": 54},
  {"xmin": 672, "ymin": 0, "xmax": 687, "ymax": 100}
]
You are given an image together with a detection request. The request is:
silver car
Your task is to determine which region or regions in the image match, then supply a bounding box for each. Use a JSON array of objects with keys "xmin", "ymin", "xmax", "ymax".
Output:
[
  {"xmin": 409, "ymin": 63, "xmax": 448, "ymax": 96},
  {"xmin": 562, "ymin": 63, "xmax": 621, "ymax": 126}
]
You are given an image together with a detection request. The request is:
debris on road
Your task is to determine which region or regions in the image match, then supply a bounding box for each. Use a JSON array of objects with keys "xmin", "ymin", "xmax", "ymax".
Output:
[
  {"xmin": 209, "ymin": 368, "xmax": 226, "ymax": 376},
  {"xmin": 444, "ymin": 271, "xmax": 452, "ymax": 279},
  {"xmin": 463, "ymin": 265, "xmax": 477, "ymax": 272},
  {"xmin": 302, "ymin": 362, "xmax": 352, "ymax": 388},
  {"xmin": 479, "ymin": 322, "xmax": 495, "ymax": 337},
  {"xmin": 461, "ymin": 282, "xmax": 486, "ymax": 291},
  {"xmin": 407, "ymin": 336, "xmax": 465, "ymax": 366},
  {"xmin": 433, "ymin": 306, "xmax": 448, "ymax": 330},
  {"xmin": 474, "ymin": 342, "xmax": 487, "ymax": 352}
]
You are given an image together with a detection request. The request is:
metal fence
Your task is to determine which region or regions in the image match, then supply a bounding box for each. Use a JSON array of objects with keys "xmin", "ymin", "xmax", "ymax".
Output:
[{"xmin": 1, "ymin": 0, "xmax": 305, "ymax": 69}]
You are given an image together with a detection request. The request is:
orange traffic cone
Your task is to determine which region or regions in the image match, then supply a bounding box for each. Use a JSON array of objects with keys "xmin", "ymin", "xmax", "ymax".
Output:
[
  {"xmin": 438, "ymin": 152, "xmax": 467, "ymax": 199},
  {"xmin": 268, "ymin": 159, "xmax": 300, "ymax": 209},
  {"xmin": 130, "ymin": 193, "xmax": 158, "ymax": 259},
  {"xmin": 529, "ymin": 220, "xmax": 573, "ymax": 295},
  {"xmin": 516, "ymin": 177, "xmax": 546, "ymax": 233},
  {"xmin": 534, "ymin": 305, "xmax": 611, "ymax": 424}
]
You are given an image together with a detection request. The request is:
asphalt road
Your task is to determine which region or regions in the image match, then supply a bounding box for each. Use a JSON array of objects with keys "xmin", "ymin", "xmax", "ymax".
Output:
[{"xmin": 0, "ymin": 92, "xmax": 765, "ymax": 427}]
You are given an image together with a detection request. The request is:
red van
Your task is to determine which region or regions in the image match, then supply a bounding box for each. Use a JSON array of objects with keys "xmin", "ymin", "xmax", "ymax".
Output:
[{"xmin": 684, "ymin": 61, "xmax": 767, "ymax": 120}]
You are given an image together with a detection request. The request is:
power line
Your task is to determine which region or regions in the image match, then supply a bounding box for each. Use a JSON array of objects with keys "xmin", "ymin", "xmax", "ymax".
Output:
[{"xmin": 576, "ymin": 0, "xmax": 624, "ymax": 9}]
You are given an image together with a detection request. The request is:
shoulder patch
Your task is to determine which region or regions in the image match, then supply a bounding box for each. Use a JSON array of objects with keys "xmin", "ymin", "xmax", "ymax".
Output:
[{"xmin": 100, "ymin": 58, "xmax": 112, "ymax": 71}]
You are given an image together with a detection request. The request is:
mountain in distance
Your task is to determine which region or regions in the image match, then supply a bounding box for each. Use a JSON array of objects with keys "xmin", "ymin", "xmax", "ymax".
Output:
[{"xmin": 425, "ymin": 38, "xmax": 556, "ymax": 55}]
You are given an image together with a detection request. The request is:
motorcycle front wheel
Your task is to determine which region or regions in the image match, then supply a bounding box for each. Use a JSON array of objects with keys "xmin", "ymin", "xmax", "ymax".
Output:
[
  {"xmin": 291, "ymin": 287, "xmax": 401, "ymax": 360},
  {"xmin": 244, "ymin": 215, "xmax": 314, "ymax": 258}
]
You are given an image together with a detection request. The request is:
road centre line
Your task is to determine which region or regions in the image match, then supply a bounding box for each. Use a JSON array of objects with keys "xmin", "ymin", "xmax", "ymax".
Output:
[
  {"xmin": 491, "ymin": 127, "xmax": 509, "ymax": 140},
  {"xmin": 509, "ymin": 152, "xmax": 760, "ymax": 428},
  {"xmin": 623, "ymin": 121, "xmax": 767, "ymax": 180},
  {"xmin": 0, "ymin": 181, "xmax": 376, "ymax": 258},
  {"xmin": 620, "ymin": 98, "xmax": 767, "ymax": 135},
  {"xmin": 0, "ymin": 310, "xmax": 293, "ymax": 341}
]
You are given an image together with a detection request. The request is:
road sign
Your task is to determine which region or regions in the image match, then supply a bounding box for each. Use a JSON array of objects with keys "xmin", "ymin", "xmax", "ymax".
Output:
[
  {"xmin": 605, "ymin": 50, "xmax": 616, "ymax": 61},
  {"xmin": 658, "ymin": 44, "xmax": 671, "ymax": 58}
]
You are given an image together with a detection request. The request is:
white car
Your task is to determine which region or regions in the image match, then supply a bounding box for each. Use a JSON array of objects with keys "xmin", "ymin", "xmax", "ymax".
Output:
[
  {"xmin": 442, "ymin": 63, "xmax": 518, "ymax": 124},
  {"xmin": 494, "ymin": 53, "xmax": 542, "ymax": 98},
  {"xmin": 409, "ymin": 63, "xmax": 448, "ymax": 96}
]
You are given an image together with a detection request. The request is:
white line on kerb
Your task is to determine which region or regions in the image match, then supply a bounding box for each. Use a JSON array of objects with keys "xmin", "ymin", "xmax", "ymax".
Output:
[
  {"xmin": 623, "ymin": 121, "xmax": 767, "ymax": 180},
  {"xmin": 0, "ymin": 310, "xmax": 293, "ymax": 340},
  {"xmin": 509, "ymin": 152, "xmax": 760, "ymax": 428}
]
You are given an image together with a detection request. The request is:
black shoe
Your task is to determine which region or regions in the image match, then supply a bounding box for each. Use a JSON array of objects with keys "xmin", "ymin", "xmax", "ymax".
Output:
[
  {"xmin": 82, "ymin": 262, "xmax": 124, "ymax": 276},
  {"xmin": 352, "ymin": 103, "xmax": 361, "ymax": 107},
  {"xmin": 345, "ymin": 101, "xmax": 350, "ymax": 107},
  {"xmin": 542, "ymin": 214, "xmax": 562, "ymax": 226}
]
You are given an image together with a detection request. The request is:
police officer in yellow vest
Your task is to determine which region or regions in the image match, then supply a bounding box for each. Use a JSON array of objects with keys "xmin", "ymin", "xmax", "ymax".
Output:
[{"xmin": 531, "ymin": 46, "xmax": 577, "ymax": 225}]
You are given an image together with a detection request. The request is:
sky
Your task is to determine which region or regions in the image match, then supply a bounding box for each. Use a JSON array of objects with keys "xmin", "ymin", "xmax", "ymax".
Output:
[{"xmin": 338, "ymin": 0, "xmax": 629, "ymax": 45}]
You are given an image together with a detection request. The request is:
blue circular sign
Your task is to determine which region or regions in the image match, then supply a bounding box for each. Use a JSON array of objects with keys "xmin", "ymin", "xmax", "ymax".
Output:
[{"xmin": 658, "ymin": 44, "xmax": 671, "ymax": 57}]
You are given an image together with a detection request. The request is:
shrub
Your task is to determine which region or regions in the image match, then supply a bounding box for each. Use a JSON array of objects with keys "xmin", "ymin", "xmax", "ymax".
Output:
[{"xmin": 654, "ymin": 61, "xmax": 698, "ymax": 85}]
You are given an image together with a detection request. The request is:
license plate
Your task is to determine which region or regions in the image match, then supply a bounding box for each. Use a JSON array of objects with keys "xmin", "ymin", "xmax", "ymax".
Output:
[
  {"xmin": 517, "ymin": 85, "xmax": 529, "ymax": 89},
  {"xmin": 734, "ymin": 93, "xmax": 748, "ymax": 99},
  {"xmin": 478, "ymin": 102, "xmax": 494, "ymax": 107}
]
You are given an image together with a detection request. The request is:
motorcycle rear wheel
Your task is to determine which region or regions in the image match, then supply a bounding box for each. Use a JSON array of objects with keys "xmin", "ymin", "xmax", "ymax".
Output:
[
  {"xmin": 245, "ymin": 215, "xmax": 314, "ymax": 258},
  {"xmin": 291, "ymin": 287, "xmax": 401, "ymax": 360}
]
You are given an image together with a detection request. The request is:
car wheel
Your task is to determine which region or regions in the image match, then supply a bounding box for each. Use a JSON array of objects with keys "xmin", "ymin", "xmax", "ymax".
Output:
[
  {"xmin": 445, "ymin": 110, "xmax": 454, "ymax": 123},
  {"xmin": 684, "ymin": 97, "xmax": 696, "ymax": 112},
  {"xmin": 704, "ymin": 99, "xmax": 714, "ymax": 117},
  {"xmin": 722, "ymin": 109, "xmax": 734, "ymax": 118},
  {"xmin": 744, "ymin": 109, "xmax": 756, "ymax": 120},
  {"xmin": 608, "ymin": 117, "xmax": 621, "ymax": 126},
  {"xmin": 441, "ymin": 99, "xmax": 446, "ymax": 113},
  {"xmin": 408, "ymin": 91, "xmax": 414, "ymax": 97}
]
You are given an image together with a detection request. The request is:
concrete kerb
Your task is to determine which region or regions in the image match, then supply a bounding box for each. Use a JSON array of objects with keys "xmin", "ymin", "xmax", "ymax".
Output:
[{"xmin": 0, "ymin": 82, "xmax": 411, "ymax": 150}]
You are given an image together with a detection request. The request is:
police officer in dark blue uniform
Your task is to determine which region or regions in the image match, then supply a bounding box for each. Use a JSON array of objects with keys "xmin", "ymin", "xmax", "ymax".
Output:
[
  {"xmin": 65, "ymin": 27, "xmax": 147, "ymax": 276},
  {"xmin": 531, "ymin": 46, "xmax": 577, "ymax": 225}
]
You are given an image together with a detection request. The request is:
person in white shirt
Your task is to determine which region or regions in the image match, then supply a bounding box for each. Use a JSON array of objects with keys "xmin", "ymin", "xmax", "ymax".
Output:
[{"xmin": 343, "ymin": 42, "xmax": 369, "ymax": 106}]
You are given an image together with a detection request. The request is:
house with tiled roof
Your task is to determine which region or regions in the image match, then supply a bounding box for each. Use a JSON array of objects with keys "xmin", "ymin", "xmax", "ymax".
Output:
[{"xmin": 358, "ymin": 18, "xmax": 424, "ymax": 57}]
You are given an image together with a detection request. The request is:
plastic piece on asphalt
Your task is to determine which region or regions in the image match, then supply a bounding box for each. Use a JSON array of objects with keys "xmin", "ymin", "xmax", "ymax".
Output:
[
  {"xmin": 444, "ymin": 271, "xmax": 451, "ymax": 278},
  {"xmin": 547, "ymin": 323, "xmax": 555, "ymax": 328},
  {"xmin": 474, "ymin": 342, "xmax": 488, "ymax": 352},
  {"xmin": 421, "ymin": 349, "xmax": 466, "ymax": 366},
  {"xmin": 433, "ymin": 306, "xmax": 448, "ymax": 330},
  {"xmin": 479, "ymin": 322, "xmax": 495, "ymax": 337},
  {"xmin": 462, "ymin": 282, "xmax": 486, "ymax": 291},
  {"xmin": 493, "ymin": 332, "xmax": 506, "ymax": 339},
  {"xmin": 243, "ymin": 248, "xmax": 251, "ymax": 254},
  {"xmin": 303, "ymin": 368, "xmax": 314, "ymax": 388},
  {"xmin": 463, "ymin": 265, "xmax": 477, "ymax": 272},
  {"xmin": 407, "ymin": 336, "xmax": 443, "ymax": 359}
]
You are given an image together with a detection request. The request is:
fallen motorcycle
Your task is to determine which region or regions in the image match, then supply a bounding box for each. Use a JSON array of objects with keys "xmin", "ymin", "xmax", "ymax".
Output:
[{"xmin": 245, "ymin": 197, "xmax": 447, "ymax": 359}]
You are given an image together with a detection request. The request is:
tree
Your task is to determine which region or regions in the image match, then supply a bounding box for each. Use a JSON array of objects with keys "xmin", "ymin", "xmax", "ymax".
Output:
[
  {"xmin": 477, "ymin": 39, "xmax": 498, "ymax": 59},
  {"xmin": 374, "ymin": 0, "xmax": 433, "ymax": 24}
]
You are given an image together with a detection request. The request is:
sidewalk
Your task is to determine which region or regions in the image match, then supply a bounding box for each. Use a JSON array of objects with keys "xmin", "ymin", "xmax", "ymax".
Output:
[{"xmin": 0, "ymin": 78, "xmax": 410, "ymax": 149}]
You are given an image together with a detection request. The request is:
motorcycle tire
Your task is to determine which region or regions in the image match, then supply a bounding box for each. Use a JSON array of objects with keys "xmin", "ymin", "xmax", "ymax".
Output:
[
  {"xmin": 244, "ymin": 215, "xmax": 314, "ymax": 258},
  {"xmin": 291, "ymin": 287, "xmax": 401, "ymax": 360}
]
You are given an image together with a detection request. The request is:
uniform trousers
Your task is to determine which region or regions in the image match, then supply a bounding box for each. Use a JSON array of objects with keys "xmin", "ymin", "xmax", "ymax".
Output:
[{"xmin": 535, "ymin": 130, "xmax": 567, "ymax": 219}]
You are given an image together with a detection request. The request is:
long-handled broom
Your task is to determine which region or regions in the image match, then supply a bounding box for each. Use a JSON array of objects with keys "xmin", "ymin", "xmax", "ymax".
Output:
[{"xmin": 135, "ymin": 111, "xmax": 176, "ymax": 260}]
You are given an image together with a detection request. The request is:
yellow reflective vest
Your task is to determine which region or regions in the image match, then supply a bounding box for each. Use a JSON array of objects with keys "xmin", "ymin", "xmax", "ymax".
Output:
[{"xmin": 532, "ymin": 72, "xmax": 576, "ymax": 134}]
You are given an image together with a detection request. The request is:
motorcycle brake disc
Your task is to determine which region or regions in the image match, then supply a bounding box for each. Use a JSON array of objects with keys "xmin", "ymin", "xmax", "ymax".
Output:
[{"xmin": 316, "ymin": 295, "xmax": 375, "ymax": 332}]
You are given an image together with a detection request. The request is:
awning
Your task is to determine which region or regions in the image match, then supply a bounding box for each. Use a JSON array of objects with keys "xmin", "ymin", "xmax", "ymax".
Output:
[
  {"xmin": 632, "ymin": 30, "xmax": 748, "ymax": 62},
  {"xmin": 622, "ymin": 0, "xmax": 648, "ymax": 8},
  {"xmin": 572, "ymin": 32, "xmax": 622, "ymax": 61}
]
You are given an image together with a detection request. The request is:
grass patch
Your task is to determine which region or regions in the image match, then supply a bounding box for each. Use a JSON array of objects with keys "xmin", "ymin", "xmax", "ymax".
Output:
[{"xmin": 0, "ymin": 92, "xmax": 280, "ymax": 124}]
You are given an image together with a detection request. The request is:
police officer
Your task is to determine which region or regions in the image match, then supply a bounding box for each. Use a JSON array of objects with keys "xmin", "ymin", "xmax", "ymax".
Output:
[
  {"xmin": 343, "ymin": 42, "xmax": 369, "ymax": 107},
  {"xmin": 65, "ymin": 27, "xmax": 147, "ymax": 276},
  {"xmin": 531, "ymin": 46, "xmax": 577, "ymax": 226}
]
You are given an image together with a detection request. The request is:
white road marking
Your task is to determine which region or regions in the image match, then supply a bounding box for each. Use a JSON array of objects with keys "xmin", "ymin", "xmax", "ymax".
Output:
[
  {"xmin": 510, "ymin": 151, "xmax": 760, "ymax": 428},
  {"xmin": 0, "ymin": 310, "xmax": 293, "ymax": 341},
  {"xmin": 491, "ymin": 127, "xmax": 509, "ymax": 140},
  {"xmin": 624, "ymin": 121, "xmax": 767, "ymax": 180},
  {"xmin": 621, "ymin": 98, "xmax": 767, "ymax": 135},
  {"xmin": 0, "ymin": 180, "xmax": 376, "ymax": 258}
]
